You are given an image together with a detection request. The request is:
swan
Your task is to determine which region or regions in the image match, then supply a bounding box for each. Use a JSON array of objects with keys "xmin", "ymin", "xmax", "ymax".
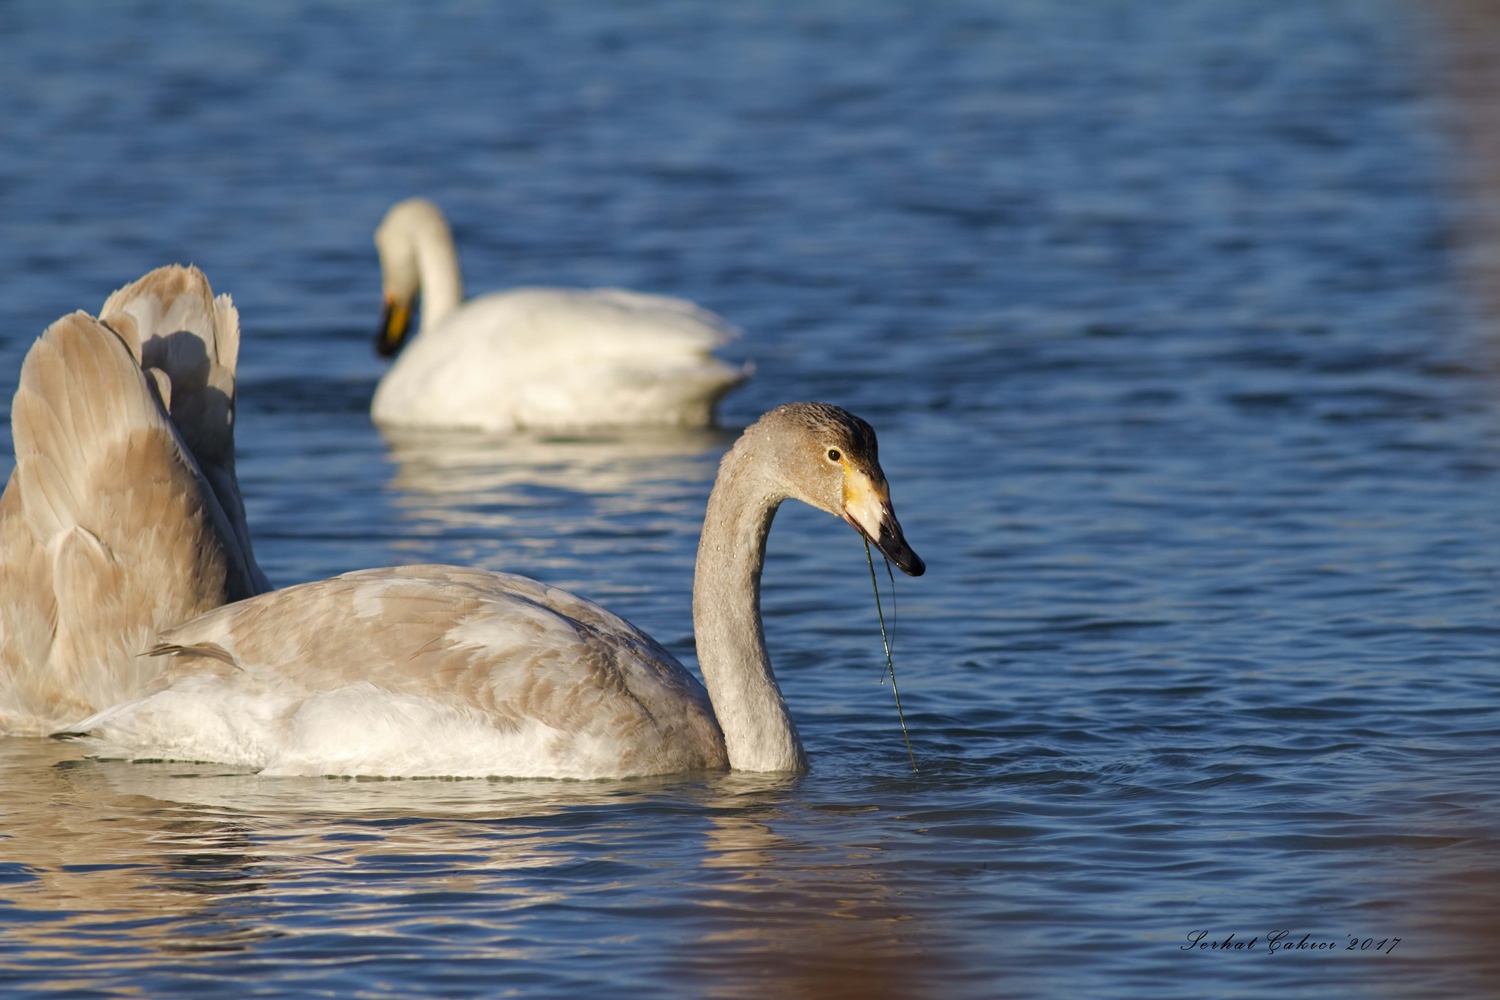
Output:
[
  {"xmin": 68, "ymin": 402, "xmax": 925, "ymax": 778},
  {"xmin": 370, "ymin": 198, "xmax": 750, "ymax": 431},
  {"xmin": 0, "ymin": 266, "xmax": 270, "ymax": 735}
]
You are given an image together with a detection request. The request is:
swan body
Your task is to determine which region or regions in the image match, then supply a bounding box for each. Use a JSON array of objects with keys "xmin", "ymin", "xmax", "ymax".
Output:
[
  {"xmin": 71, "ymin": 403, "xmax": 925, "ymax": 778},
  {"xmin": 74, "ymin": 566, "xmax": 726, "ymax": 778},
  {"xmin": 370, "ymin": 198, "xmax": 749, "ymax": 431},
  {"xmin": 0, "ymin": 267, "xmax": 269, "ymax": 735}
]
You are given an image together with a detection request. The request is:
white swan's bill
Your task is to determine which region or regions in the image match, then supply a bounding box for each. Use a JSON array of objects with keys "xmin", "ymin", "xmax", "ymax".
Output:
[{"xmin": 371, "ymin": 198, "xmax": 749, "ymax": 431}]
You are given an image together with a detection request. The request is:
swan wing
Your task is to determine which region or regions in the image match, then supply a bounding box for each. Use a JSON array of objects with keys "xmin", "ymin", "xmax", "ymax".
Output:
[
  {"xmin": 100, "ymin": 265, "xmax": 268, "ymax": 592},
  {"xmin": 0, "ymin": 305, "xmax": 264, "ymax": 733},
  {"xmin": 72, "ymin": 566, "xmax": 726, "ymax": 778}
]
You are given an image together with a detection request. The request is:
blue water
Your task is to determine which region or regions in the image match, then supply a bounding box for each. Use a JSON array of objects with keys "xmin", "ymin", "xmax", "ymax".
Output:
[{"xmin": 2, "ymin": 1, "xmax": 1499, "ymax": 996}]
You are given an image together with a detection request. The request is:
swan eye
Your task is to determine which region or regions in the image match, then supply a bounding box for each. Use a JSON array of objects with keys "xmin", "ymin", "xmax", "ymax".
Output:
[{"xmin": 827, "ymin": 449, "xmax": 842, "ymax": 463}]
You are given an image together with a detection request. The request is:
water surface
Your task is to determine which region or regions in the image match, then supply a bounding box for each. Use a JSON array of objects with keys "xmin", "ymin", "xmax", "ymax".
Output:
[{"xmin": 2, "ymin": 2, "xmax": 1499, "ymax": 997}]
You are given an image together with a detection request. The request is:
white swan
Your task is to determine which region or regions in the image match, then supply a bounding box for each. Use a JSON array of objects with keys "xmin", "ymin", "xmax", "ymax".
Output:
[
  {"xmin": 69, "ymin": 403, "xmax": 925, "ymax": 778},
  {"xmin": 0, "ymin": 267, "xmax": 270, "ymax": 735},
  {"xmin": 370, "ymin": 198, "xmax": 750, "ymax": 431}
]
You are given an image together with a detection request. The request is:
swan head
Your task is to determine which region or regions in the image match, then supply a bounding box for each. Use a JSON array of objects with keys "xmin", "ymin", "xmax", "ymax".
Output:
[
  {"xmin": 756, "ymin": 402, "xmax": 926, "ymax": 577},
  {"xmin": 373, "ymin": 198, "xmax": 457, "ymax": 357}
]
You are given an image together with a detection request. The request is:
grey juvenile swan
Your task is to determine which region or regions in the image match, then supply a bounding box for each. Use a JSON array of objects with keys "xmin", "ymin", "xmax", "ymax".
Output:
[
  {"xmin": 0, "ymin": 266, "xmax": 269, "ymax": 736},
  {"xmin": 71, "ymin": 402, "xmax": 925, "ymax": 778}
]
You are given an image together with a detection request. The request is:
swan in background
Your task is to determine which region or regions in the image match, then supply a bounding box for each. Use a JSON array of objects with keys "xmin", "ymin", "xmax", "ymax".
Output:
[
  {"xmin": 0, "ymin": 266, "xmax": 269, "ymax": 735},
  {"xmin": 370, "ymin": 198, "xmax": 750, "ymax": 431},
  {"xmin": 70, "ymin": 403, "xmax": 925, "ymax": 779}
]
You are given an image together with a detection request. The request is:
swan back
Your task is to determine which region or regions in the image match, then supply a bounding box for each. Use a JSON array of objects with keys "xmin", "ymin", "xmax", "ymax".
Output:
[
  {"xmin": 73, "ymin": 566, "xmax": 726, "ymax": 778},
  {"xmin": 373, "ymin": 286, "xmax": 748, "ymax": 430},
  {"xmin": 0, "ymin": 267, "xmax": 268, "ymax": 734}
]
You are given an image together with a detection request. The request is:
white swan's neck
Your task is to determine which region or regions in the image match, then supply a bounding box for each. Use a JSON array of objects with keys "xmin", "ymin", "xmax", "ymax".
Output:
[
  {"xmin": 407, "ymin": 211, "xmax": 464, "ymax": 333},
  {"xmin": 692, "ymin": 436, "xmax": 808, "ymax": 772}
]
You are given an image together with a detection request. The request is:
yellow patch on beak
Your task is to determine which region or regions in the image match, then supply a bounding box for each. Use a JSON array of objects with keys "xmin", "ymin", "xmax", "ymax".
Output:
[
  {"xmin": 377, "ymin": 295, "xmax": 413, "ymax": 356},
  {"xmin": 842, "ymin": 466, "xmax": 890, "ymax": 541}
]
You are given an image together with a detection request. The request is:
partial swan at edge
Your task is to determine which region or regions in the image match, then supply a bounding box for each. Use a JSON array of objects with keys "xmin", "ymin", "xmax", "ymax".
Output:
[
  {"xmin": 0, "ymin": 266, "xmax": 270, "ymax": 735},
  {"xmin": 70, "ymin": 403, "xmax": 925, "ymax": 779},
  {"xmin": 370, "ymin": 197, "xmax": 750, "ymax": 432}
]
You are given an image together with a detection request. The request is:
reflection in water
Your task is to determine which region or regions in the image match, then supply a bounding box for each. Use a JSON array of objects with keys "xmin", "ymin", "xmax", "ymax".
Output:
[
  {"xmin": 378, "ymin": 426, "xmax": 729, "ymax": 578},
  {"xmin": 1430, "ymin": 1, "xmax": 1500, "ymax": 330},
  {"xmin": 382, "ymin": 424, "xmax": 730, "ymax": 508},
  {"xmin": 0, "ymin": 739, "xmax": 660, "ymax": 969},
  {"xmin": 0, "ymin": 739, "xmax": 266, "ymax": 962},
  {"xmin": 1395, "ymin": 861, "xmax": 1500, "ymax": 997},
  {"xmin": 681, "ymin": 775, "xmax": 948, "ymax": 1000},
  {"xmin": 1355, "ymin": 812, "xmax": 1500, "ymax": 999},
  {"xmin": 1382, "ymin": 12, "xmax": 1500, "ymax": 993},
  {"xmin": 0, "ymin": 742, "xmax": 955, "ymax": 998}
]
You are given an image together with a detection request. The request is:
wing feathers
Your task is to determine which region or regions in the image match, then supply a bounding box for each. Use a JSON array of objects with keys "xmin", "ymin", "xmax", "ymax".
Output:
[
  {"xmin": 133, "ymin": 566, "xmax": 726, "ymax": 775},
  {"xmin": 0, "ymin": 268, "xmax": 268, "ymax": 734},
  {"xmin": 148, "ymin": 641, "xmax": 240, "ymax": 667}
]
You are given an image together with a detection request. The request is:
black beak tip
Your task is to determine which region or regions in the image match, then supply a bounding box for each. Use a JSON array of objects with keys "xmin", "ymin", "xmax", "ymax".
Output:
[
  {"xmin": 375, "ymin": 301, "xmax": 409, "ymax": 358},
  {"xmin": 375, "ymin": 311, "xmax": 392, "ymax": 357},
  {"xmin": 876, "ymin": 522, "xmax": 926, "ymax": 577}
]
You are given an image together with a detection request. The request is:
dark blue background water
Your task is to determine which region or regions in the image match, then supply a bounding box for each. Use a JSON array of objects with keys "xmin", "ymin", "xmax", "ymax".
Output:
[{"xmin": 2, "ymin": 2, "xmax": 1498, "ymax": 996}]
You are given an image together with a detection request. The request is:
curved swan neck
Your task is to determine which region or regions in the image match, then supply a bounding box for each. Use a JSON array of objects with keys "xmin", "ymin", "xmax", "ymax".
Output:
[
  {"xmin": 410, "ymin": 216, "xmax": 464, "ymax": 333},
  {"xmin": 692, "ymin": 434, "xmax": 808, "ymax": 772}
]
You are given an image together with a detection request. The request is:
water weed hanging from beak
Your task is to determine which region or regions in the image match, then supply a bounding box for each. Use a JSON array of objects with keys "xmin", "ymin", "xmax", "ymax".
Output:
[{"xmin": 865, "ymin": 537, "xmax": 917, "ymax": 773}]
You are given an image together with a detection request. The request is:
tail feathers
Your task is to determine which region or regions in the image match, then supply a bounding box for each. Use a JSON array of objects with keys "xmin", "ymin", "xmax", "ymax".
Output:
[
  {"xmin": 100, "ymin": 264, "xmax": 240, "ymax": 473},
  {"xmin": 10, "ymin": 312, "xmax": 176, "ymax": 543},
  {"xmin": 9, "ymin": 305, "xmax": 257, "ymax": 593},
  {"xmin": 0, "ymin": 273, "xmax": 266, "ymax": 734},
  {"xmin": 100, "ymin": 264, "xmax": 237, "ymax": 371},
  {"xmin": 98, "ymin": 265, "xmax": 267, "ymax": 594}
]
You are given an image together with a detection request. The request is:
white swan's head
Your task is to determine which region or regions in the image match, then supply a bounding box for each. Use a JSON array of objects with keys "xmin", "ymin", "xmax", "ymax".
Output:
[
  {"xmin": 753, "ymin": 402, "xmax": 925, "ymax": 577},
  {"xmin": 373, "ymin": 198, "xmax": 457, "ymax": 357}
]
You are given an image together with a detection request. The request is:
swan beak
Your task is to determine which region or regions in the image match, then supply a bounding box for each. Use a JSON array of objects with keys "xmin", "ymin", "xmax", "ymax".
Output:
[
  {"xmin": 842, "ymin": 469, "xmax": 926, "ymax": 577},
  {"xmin": 376, "ymin": 294, "xmax": 412, "ymax": 357}
]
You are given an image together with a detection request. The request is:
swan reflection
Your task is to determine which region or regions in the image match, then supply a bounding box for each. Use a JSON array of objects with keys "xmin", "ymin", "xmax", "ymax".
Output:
[
  {"xmin": 0, "ymin": 741, "xmax": 948, "ymax": 996},
  {"xmin": 378, "ymin": 425, "xmax": 730, "ymax": 573},
  {"xmin": 0, "ymin": 740, "xmax": 668, "ymax": 957},
  {"xmin": 690, "ymin": 777, "xmax": 939, "ymax": 999}
]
